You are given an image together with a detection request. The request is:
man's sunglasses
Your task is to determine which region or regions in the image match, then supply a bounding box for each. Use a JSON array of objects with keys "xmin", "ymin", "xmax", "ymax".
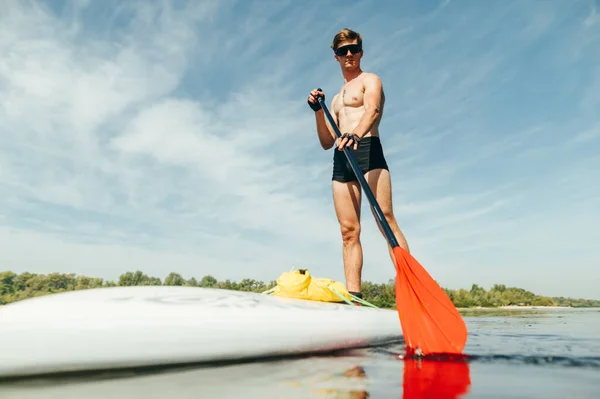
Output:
[{"xmin": 334, "ymin": 44, "xmax": 362, "ymax": 56}]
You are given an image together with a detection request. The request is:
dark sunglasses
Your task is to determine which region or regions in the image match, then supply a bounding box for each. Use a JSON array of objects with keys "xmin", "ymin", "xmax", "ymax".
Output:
[{"xmin": 334, "ymin": 44, "xmax": 362, "ymax": 56}]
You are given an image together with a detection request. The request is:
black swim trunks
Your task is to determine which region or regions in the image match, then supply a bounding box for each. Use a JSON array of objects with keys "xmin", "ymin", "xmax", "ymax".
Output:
[{"xmin": 332, "ymin": 136, "xmax": 389, "ymax": 183}]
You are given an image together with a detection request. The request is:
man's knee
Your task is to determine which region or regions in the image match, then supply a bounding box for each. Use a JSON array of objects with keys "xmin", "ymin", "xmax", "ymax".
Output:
[
  {"xmin": 340, "ymin": 222, "xmax": 360, "ymax": 245},
  {"xmin": 383, "ymin": 208, "xmax": 395, "ymax": 223}
]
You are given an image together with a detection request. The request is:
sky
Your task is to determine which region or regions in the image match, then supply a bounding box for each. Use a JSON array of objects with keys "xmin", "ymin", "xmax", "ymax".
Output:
[{"xmin": 1, "ymin": 0, "xmax": 599, "ymax": 300}]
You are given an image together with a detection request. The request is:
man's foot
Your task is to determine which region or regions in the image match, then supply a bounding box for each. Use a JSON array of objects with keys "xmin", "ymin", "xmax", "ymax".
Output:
[{"xmin": 349, "ymin": 291, "xmax": 363, "ymax": 306}]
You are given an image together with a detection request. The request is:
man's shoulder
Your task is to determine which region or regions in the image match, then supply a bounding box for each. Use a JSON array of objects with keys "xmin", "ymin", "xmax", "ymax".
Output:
[
  {"xmin": 330, "ymin": 92, "xmax": 340, "ymax": 113},
  {"xmin": 331, "ymin": 92, "xmax": 340, "ymax": 104},
  {"xmin": 361, "ymin": 72, "xmax": 382, "ymax": 85},
  {"xmin": 362, "ymin": 71, "xmax": 381, "ymax": 79}
]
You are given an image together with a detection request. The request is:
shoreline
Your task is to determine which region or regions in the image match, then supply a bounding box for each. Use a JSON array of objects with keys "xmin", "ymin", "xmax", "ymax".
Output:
[{"xmin": 459, "ymin": 305, "xmax": 574, "ymax": 311}]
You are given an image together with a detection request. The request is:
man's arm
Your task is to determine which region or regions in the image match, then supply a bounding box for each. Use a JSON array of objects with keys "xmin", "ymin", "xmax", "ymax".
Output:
[
  {"xmin": 315, "ymin": 94, "xmax": 338, "ymax": 150},
  {"xmin": 351, "ymin": 74, "xmax": 383, "ymax": 138}
]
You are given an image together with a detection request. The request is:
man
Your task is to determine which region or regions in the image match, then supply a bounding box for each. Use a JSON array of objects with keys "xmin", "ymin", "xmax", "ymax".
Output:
[{"xmin": 307, "ymin": 28, "xmax": 410, "ymax": 299}]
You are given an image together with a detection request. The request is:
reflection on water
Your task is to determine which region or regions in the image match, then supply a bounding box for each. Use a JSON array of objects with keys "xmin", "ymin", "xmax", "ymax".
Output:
[
  {"xmin": 402, "ymin": 357, "xmax": 471, "ymax": 399},
  {"xmin": 276, "ymin": 352, "xmax": 473, "ymax": 399},
  {"xmin": 306, "ymin": 365, "xmax": 369, "ymax": 399},
  {"xmin": 307, "ymin": 356, "xmax": 473, "ymax": 399}
]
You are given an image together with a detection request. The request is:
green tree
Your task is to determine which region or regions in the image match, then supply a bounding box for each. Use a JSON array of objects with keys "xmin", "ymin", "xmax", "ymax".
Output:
[
  {"xmin": 199, "ymin": 275, "xmax": 217, "ymax": 288},
  {"xmin": 185, "ymin": 277, "xmax": 198, "ymax": 287},
  {"xmin": 164, "ymin": 273, "xmax": 185, "ymax": 286},
  {"xmin": 75, "ymin": 276, "xmax": 104, "ymax": 290},
  {"xmin": 237, "ymin": 278, "xmax": 267, "ymax": 292},
  {"xmin": 118, "ymin": 271, "xmax": 161, "ymax": 286},
  {"xmin": 492, "ymin": 284, "xmax": 506, "ymax": 293},
  {"xmin": 361, "ymin": 280, "xmax": 395, "ymax": 308},
  {"xmin": 1, "ymin": 272, "xmax": 17, "ymax": 296}
]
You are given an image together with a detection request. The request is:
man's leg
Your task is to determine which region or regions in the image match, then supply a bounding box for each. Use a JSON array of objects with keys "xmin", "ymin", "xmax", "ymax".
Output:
[
  {"xmin": 332, "ymin": 179, "xmax": 363, "ymax": 294},
  {"xmin": 365, "ymin": 168, "xmax": 410, "ymax": 261}
]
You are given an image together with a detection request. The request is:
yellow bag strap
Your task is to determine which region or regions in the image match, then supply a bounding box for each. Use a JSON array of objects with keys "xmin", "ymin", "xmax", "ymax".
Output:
[{"xmin": 310, "ymin": 279, "xmax": 378, "ymax": 308}]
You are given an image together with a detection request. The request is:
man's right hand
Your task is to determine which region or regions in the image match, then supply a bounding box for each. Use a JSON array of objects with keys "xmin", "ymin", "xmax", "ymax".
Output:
[{"xmin": 307, "ymin": 88, "xmax": 324, "ymax": 111}]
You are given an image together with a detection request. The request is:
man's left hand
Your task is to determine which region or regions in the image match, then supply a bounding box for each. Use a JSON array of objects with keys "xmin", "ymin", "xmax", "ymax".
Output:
[{"xmin": 338, "ymin": 133, "xmax": 361, "ymax": 151}]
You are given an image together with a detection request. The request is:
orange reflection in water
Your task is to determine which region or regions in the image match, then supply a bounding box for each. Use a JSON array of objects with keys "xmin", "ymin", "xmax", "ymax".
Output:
[{"xmin": 402, "ymin": 355, "xmax": 472, "ymax": 399}]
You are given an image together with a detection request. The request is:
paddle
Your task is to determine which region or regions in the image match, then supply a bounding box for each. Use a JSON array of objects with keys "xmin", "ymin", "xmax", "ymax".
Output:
[{"xmin": 316, "ymin": 92, "xmax": 468, "ymax": 356}]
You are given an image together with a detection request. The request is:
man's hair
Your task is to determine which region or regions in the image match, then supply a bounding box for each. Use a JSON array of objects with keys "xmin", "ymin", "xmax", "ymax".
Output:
[{"xmin": 331, "ymin": 28, "xmax": 362, "ymax": 51}]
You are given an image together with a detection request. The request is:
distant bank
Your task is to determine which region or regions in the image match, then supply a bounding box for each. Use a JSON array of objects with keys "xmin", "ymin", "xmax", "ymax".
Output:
[{"xmin": 1, "ymin": 270, "xmax": 599, "ymax": 308}]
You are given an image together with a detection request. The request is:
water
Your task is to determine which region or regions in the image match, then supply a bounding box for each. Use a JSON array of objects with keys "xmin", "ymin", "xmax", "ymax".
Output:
[{"xmin": 1, "ymin": 308, "xmax": 599, "ymax": 398}]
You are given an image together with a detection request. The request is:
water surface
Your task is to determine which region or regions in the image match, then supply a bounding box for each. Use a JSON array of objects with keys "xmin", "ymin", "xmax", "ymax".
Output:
[{"xmin": 1, "ymin": 307, "xmax": 599, "ymax": 398}]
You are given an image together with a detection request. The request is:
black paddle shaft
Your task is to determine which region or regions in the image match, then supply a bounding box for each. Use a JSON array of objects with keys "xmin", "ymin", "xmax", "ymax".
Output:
[{"xmin": 317, "ymin": 95, "xmax": 400, "ymax": 249}]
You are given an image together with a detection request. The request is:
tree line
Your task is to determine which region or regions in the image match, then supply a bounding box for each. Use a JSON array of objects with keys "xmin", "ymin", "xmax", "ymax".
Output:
[{"xmin": 1, "ymin": 270, "xmax": 598, "ymax": 308}]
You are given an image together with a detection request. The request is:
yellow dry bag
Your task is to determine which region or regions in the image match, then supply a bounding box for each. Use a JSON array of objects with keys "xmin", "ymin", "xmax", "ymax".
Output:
[{"xmin": 272, "ymin": 269, "xmax": 351, "ymax": 303}]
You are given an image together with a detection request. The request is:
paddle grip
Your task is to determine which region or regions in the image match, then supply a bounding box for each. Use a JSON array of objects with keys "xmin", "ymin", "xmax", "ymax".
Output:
[{"xmin": 317, "ymin": 96, "xmax": 400, "ymax": 249}]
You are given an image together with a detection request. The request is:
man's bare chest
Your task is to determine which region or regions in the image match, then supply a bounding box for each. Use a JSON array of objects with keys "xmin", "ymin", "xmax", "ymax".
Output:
[{"xmin": 337, "ymin": 84, "xmax": 364, "ymax": 109}]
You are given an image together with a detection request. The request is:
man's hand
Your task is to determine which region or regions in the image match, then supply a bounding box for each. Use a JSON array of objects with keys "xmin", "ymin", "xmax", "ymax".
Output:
[
  {"xmin": 307, "ymin": 88, "xmax": 324, "ymax": 111},
  {"xmin": 338, "ymin": 133, "xmax": 361, "ymax": 151}
]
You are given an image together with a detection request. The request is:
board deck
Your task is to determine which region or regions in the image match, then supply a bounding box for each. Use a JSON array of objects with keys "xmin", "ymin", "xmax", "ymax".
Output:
[{"xmin": 0, "ymin": 286, "xmax": 403, "ymax": 378}]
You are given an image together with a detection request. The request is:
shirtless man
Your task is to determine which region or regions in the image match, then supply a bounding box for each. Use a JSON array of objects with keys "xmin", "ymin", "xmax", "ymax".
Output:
[{"xmin": 307, "ymin": 28, "xmax": 410, "ymax": 299}]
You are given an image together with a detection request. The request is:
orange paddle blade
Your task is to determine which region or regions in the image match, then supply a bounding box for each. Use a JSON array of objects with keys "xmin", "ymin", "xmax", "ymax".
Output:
[{"xmin": 393, "ymin": 246, "xmax": 468, "ymax": 355}]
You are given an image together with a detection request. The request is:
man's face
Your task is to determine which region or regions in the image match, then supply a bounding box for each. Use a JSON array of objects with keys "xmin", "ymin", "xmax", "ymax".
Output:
[{"xmin": 334, "ymin": 39, "xmax": 362, "ymax": 69}]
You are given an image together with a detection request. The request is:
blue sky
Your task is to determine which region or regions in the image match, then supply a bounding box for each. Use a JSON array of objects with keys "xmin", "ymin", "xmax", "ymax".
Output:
[{"xmin": 1, "ymin": 0, "xmax": 599, "ymax": 299}]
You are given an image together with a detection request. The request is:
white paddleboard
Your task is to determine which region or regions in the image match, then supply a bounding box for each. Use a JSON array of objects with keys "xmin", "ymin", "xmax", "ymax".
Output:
[{"xmin": 0, "ymin": 286, "xmax": 402, "ymax": 378}]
